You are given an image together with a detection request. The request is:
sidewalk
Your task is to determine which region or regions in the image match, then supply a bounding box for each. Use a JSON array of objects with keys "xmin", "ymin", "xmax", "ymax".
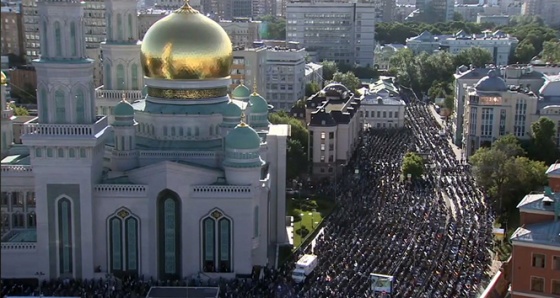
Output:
[{"xmin": 428, "ymin": 105, "xmax": 464, "ymax": 162}]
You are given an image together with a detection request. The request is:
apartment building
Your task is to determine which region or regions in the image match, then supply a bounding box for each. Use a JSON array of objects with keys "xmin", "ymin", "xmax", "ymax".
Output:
[
  {"xmin": 476, "ymin": 14, "xmax": 510, "ymax": 26},
  {"xmin": 1, "ymin": 6, "xmax": 25, "ymax": 57},
  {"xmin": 231, "ymin": 46, "xmax": 267, "ymax": 96},
  {"xmin": 453, "ymin": 65, "xmax": 550, "ymax": 148},
  {"xmin": 286, "ymin": 1, "xmax": 376, "ymax": 67},
  {"xmin": 415, "ymin": 0, "xmax": 454, "ymax": 22},
  {"xmin": 265, "ymin": 46, "xmax": 306, "ymax": 110},
  {"xmin": 218, "ymin": 18, "xmax": 261, "ymax": 47},
  {"xmin": 138, "ymin": 9, "xmax": 172, "ymax": 39},
  {"xmin": 460, "ymin": 69, "xmax": 559, "ymax": 157},
  {"xmin": 522, "ymin": 0, "xmax": 560, "ymax": 27},
  {"xmin": 21, "ymin": 0, "xmax": 106, "ymax": 61},
  {"xmin": 358, "ymin": 78, "xmax": 406, "ymax": 129},
  {"xmin": 510, "ymin": 164, "xmax": 560, "ymax": 298},
  {"xmin": 306, "ymin": 83, "xmax": 362, "ymax": 178}
]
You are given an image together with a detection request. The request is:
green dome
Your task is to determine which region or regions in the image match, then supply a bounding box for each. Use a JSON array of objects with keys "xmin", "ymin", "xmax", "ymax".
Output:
[
  {"xmin": 114, "ymin": 100, "xmax": 134, "ymax": 116},
  {"xmin": 231, "ymin": 84, "xmax": 251, "ymax": 99},
  {"xmin": 249, "ymin": 93, "xmax": 268, "ymax": 114},
  {"xmin": 223, "ymin": 101, "xmax": 242, "ymax": 118},
  {"xmin": 225, "ymin": 123, "xmax": 261, "ymax": 150}
]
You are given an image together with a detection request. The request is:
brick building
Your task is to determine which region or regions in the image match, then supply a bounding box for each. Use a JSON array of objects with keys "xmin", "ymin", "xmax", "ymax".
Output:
[
  {"xmin": 510, "ymin": 162, "xmax": 560, "ymax": 297},
  {"xmin": 1, "ymin": 6, "xmax": 25, "ymax": 57}
]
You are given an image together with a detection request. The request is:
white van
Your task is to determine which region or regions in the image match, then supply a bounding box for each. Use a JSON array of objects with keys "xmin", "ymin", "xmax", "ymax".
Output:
[{"xmin": 292, "ymin": 254, "xmax": 318, "ymax": 283}]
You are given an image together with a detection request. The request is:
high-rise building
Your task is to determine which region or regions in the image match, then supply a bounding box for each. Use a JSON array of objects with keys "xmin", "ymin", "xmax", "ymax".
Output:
[
  {"xmin": 21, "ymin": 0, "xmax": 106, "ymax": 61},
  {"xmin": 1, "ymin": 6, "xmax": 25, "ymax": 57},
  {"xmin": 286, "ymin": 1, "xmax": 376, "ymax": 66},
  {"xmin": 415, "ymin": 0, "xmax": 454, "ymax": 22},
  {"xmin": 521, "ymin": 0, "xmax": 560, "ymax": 27}
]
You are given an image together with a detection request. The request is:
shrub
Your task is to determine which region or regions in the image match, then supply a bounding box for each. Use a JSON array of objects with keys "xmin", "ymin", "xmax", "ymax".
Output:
[{"xmin": 296, "ymin": 225, "xmax": 310, "ymax": 237}]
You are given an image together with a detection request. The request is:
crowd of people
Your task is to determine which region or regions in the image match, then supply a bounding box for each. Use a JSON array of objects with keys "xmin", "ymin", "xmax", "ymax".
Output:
[{"xmin": 1, "ymin": 101, "xmax": 495, "ymax": 298}]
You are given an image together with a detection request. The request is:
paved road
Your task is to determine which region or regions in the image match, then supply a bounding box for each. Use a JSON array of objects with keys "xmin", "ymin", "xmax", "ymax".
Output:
[{"xmin": 428, "ymin": 104, "xmax": 464, "ymax": 162}]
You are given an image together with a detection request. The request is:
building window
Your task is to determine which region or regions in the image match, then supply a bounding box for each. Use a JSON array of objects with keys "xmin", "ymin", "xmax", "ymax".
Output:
[
  {"xmin": 128, "ymin": 14, "xmax": 133, "ymax": 40},
  {"xmin": 117, "ymin": 64, "xmax": 125, "ymax": 89},
  {"xmin": 40, "ymin": 88, "xmax": 48, "ymax": 122},
  {"xmin": 57, "ymin": 197, "xmax": 73, "ymax": 275},
  {"xmin": 253, "ymin": 205, "xmax": 259, "ymax": 238},
  {"xmin": 42, "ymin": 21, "xmax": 49, "ymax": 56},
  {"xmin": 75, "ymin": 89, "xmax": 85, "ymax": 123},
  {"xmin": 35, "ymin": 148, "xmax": 42, "ymax": 157},
  {"xmin": 531, "ymin": 276, "xmax": 544, "ymax": 292},
  {"xmin": 116, "ymin": 13, "xmax": 123, "ymax": 41},
  {"xmin": 553, "ymin": 256, "xmax": 560, "ymax": 270},
  {"xmin": 157, "ymin": 190, "xmax": 181, "ymax": 279},
  {"xmin": 552, "ymin": 280, "xmax": 560, "ymax": 295},
  {"xmin": 108, "ymin": 208, "xmax": 139, "ymax": 275},
  {"xmin": 131, "ymin": 64, "xmax": 139, "ymax": 90},
  {"xmin": 54, "ymin": 21, "xmax": 62, "ymax": 56},
  {"xmin": 329, "ymin": 132, "xmax": 334, "ymax": 138},
  {"xmin": 107, "ymin": 13, "xmax": 113, "ymax": 41},
  {"xmin": 201, "ymin": 210, "xmax": 232, "ymax": 273},
  {"xmin": 55, "ymin": 89, "xmax": 66, "ymax": 123},
  {"xmin": 320, "ymin": 144, "xmax": 325, "ymax": 151},
  {"xmin": 80, "ymin": 148, "xmax": 86, "ymax": 158},
  {"xmin": 105, "ymin": 63, "xmax": 112, "ymax": 89},
  {"xmin": 533, "ymin": 254, "xmax": 545, "ymax": 268},
  {"xmin": 321, "ymin": 132, "xmax": 325, "ymax": 139},
  {"xmin": 58, "ymin": 148, "xmax": 64, "ymax": 158},
  {"xmin": 70, "ymin": 22, "xmax": 77, "ymax": 56}
]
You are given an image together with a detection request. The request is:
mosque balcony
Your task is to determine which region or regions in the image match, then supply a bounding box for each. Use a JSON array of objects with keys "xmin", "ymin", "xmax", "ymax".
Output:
[
  {"xmin": 190, "ymin": 185, "xmax": 253, "ymax": 199},
  {"xmin": 22, "ymin": 116, "xmax": 109, "ymax": 137},
  {"xmin": 96, "ymin": 86, "xmax": 144, "ymax": 102}
]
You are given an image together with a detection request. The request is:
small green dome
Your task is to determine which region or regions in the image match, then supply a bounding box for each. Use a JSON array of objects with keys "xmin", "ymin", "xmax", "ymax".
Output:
[
  {"xmin": 249, "ymin": 93, "xmax": 268, "ymax": 114},
  {"xmin": 231, "ymin": 84, "xmax": 251, "ymax": 99},
  {"xmin": 225, "ymin": 123, "xmax": 261, "ymax": 150},
  {"xmin": 114, "ymin": 100, "xmax": 134, "ymax": 116},
  {"xmin": 223, "ymin": 101, "xmax": 242, "ymax": 118}
]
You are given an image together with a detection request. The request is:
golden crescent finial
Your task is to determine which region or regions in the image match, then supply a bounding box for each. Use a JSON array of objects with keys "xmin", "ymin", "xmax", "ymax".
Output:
[
  {"xmin": 240, "ymin": 112, "xmax": 247, "ymax": 123},
  {"xmin": 177, "ymin": 0, "xmax": 197, "ymax": 13}
]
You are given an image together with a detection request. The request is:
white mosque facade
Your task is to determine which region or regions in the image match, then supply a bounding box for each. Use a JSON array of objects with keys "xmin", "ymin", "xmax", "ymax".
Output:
[{"xmin": 0, "ymin": 0, "xmax": 289, "ymax": 281}]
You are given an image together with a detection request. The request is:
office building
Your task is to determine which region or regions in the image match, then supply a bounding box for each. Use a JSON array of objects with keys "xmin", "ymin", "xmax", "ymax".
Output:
[
  {"xmin": 1, "ymin": 0, "xmax": 288, "ymax": 280},
  {"xmin": 231, "ymin": 46, "xmax": 267, "ymax": 96},
  {"xmin": 306, "ymin": 83, "xmax": 362, "ymax": 178},
  {"xmin": 522, "ymin": 0, "xmax": 560, "ymax": 27},
  {"xmin": 358, "ymin": 78, "xmax": 406, "ymax": 129},
  {"xmin": 1, "ymin": 6, "xmax": 25, "ymax": 57},
  {"xmin": 218, "ymin": 18, "xmax": 261, "ymax": 47},
  {"xmin": 415, "ymin": 0, "xmax": 454, "ymax": 22},
  {"xmin": 476, "ymin": 14, "xmax": 510, "ymax": 26},
  {"xmin": 286, "ymin": 1, "xmax": 376, "ymax": 66},
  {"xmin": 265, "ymin": 45, "xmax": 306, "ymax": 110}
]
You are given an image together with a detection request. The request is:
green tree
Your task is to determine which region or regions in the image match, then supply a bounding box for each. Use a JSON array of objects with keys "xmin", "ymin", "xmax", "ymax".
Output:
[
  {"xmin": 541, "ymin": 40, "xmax": 560, "ymax": 63},
  {"xmin": 443, "ymin": 95, "xmax": 455, "ymax": 114},
  {"xmin": 401, "ymin": 152, "xmax": 424, "ymax": 179},
  {"xmin": 8, "ymin": 103, "xmax": 29, "ymax": 116},
  {"xmin": 529, "ymin": 117, "xmax": 560, "ymax": 164},
  {"xmin": 321, "ymin": 61, "xmax": 338, "ymax": 80},
  {"xmin": 330, "ymin": 71, "xmax": 361, "ymax": 93},
  {"xmin": 269, "ymin": 111, "xmax": 309, "ymax": 179},
  {"xmin": 258, "ymin": 15, "xmax": 286, "ymax": 40},
  {"xmin": 453, "ymin": 47, "xmax": 494, "ymax": 67},
  {"xmin": 514, "ymin": 41, "xmax": 537, "ymax": 63},
  {"xmin": 305, "ymin": 82, "xmax": 321, "ymax": 97}
]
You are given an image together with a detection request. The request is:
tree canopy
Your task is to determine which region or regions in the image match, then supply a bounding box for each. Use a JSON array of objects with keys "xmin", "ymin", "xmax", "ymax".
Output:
[
  {"xmin": 305, "ymin": 82, "xmax": 321, "ymax": 97},
  {"xmin": 9, "ymin": 103, "xmax": 29, "ymax": 116},
  {"xmin": 258, "ymin": 15, "xmax": 286, "ymax": 40},
  {"xmin": 470, "ymin": 134, "xmax": 548, "ymax": 212},
  {"xmin": 269, "ymin": 111, "xmax": 309, "ymax": 180},
  {"xmin": 402, "ymin": 152, "xmax": 424, "ymax": 179},
  {"xmin": 526, "ymin": 117, "xmax": 560, "ymax": 165},
  {"xmin": 321, "ymin": 61, "xmax": 338, "ymax": 81},
  {"xmin": 330, "ymin": 71, "xmax": 361, "ymax": 93},
  {"xmin": 540, "ymin": 40, "xmax": 560, "ymax": 63}
]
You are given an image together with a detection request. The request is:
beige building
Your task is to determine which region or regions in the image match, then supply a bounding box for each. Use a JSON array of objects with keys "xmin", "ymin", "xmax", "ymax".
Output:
[
  {"xmin": 522, "ymin": 0, "xmax": 560, "ymax": 27},
  {"xmin": 306, "ymin": 83, "xmax": 362, "ymax": 178},
  {"xmin": 358, "ymin": 78, "xmax": 406, "ymax": 129},
  {"xmin": 231, "ymin": 46, "xmax": 267, "ymax": 96},
  {"xmin": 219, "ymin": 18, "xmax": 261, "ymax": 48},
  {"xmin": 1, "ymin": 7, "xmax": 25, "ymax": 57},
  {"xmin": 461, "ymin": 70, "xmax": 560, "ymax": 157}
]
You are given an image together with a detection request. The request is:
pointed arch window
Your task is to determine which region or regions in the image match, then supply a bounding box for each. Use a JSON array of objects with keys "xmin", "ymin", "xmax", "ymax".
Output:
[
  {"xmin": 40, "ymin": 88, "xmax": 49, "ymax": 122},
  {"xmin": 70, "ymin": 22, "xmax": 77, "ymax": 56},
  {"xmin": 55, "ymin": 90, "xmax": 66, "ymax": 123},
  {"xmin": 108, "ymin": 208, "xmax": 139, "ymax": 275},
  {"xmin": 187, "ymin": 127, "xmax": 192, "ymax": 136},
  {"xmin": 54, "ymin": 21, "xmax": 62, "ymax": 57},
  {"xmin": 117, "ymin": 64, "xmax": 125, "ymax": 90},
  {"xmin": 42, "ymin": 21, "xmax": 49, "ymax": 57},
  {"xmin": 131, "ymin": 64, "xmax": 139, "ymax": 90},
  {"xmin": 157, "ymin": 191, "xmax": 181, "ymax": 279},
  {"xmin": 253, "ymin": 205, "xmax": 259, "ymax": 238},
  {"xmin": 215, "ymin": 126, "xmax": 220, "ymax": 135},
  {"xmin": 57, "ymin": 197, "xmax": 73, "ymax": 275},
  {"xmin": 105, "ymin": 63, "xmax": 112, "ymax": 89},
  {"xmin": 128, "ymin": 14, "xmax": 133, "ymax": 40},
  {"xmin": 107, "ymin": 13, "xmax": 113, "ymax": 41},
  {"xmin": 195, "ymin": 127, "xmax": 200, "ymax": 137},
  {"xmin": 201, "ymin": 210, "xmax": 232, "ymax": 273},
  {"xmin": 117, "ymin": 14, "xmax": 123, "ymax": 41},
  {"xmin": 209, "ymin": 125, "xmax": 213, "ymax": 136},
  {"xmin": 75, "ymin": 89, "xmax": 85, "ymax": 123}
]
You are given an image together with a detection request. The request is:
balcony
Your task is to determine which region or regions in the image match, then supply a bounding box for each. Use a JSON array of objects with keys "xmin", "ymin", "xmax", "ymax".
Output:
[
  {"xmin": 23, "ymin": 116, "xmax": 108, "ymax": 137},
  {"xmin": 96, "ymin": 86, "xmax": 144, "ymax": 101}
]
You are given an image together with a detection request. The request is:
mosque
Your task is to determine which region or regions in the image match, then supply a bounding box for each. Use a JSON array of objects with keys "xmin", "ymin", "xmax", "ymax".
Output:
[{"xmin": 0, "ymin": 0, "xmax": 288, "ymax": 280}]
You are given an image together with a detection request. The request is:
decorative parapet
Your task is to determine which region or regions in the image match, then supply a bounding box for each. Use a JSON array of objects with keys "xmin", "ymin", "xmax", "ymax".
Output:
[
  {"xmin": 191, "ymin": 185, "xmax": 253, "ymax": 198},
  {"xmin": 140, "ymin": 151, "xmax": 219, "ymax": 159},
  {"xmin": 94, "ymin": 184, "xmax": 148, "ymax": 195},
  {"xmin": 23, "ymin": 116, "xmax": 108, "ymax": 137},
  {"xmin": 96, "ymin": 86, "xmax": 143, "ymax": 101},
  {"xmin": 1, "ymin": 242, "xmax": 36, "ymax": 251},
  {"xmin": 1, "ymin": 165, "xmax": 33, "ymax": 173}
]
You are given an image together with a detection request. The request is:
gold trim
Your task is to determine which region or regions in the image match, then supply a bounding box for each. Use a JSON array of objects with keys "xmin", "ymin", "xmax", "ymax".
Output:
[
  {"xmin": 176, "ymin": 0, "xmax": 198, "ymax": 13},
  {"xmin": 147, "ymin": 87, "xmax": 228, "ymax": 100}
]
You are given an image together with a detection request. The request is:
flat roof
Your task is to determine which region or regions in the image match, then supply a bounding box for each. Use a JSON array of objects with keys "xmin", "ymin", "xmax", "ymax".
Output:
[{"xmin": 146, "ymin": 287, "xmax": 219, "ymax": 298}]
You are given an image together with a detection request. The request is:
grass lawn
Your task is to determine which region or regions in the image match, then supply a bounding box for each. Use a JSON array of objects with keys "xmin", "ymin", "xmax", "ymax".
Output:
[
  {"xmin": 292, "ymin": 210, "xmax": 323, "ymax": 247},
  {"xmin": 287, "ymin": 197, "xmax": 335, "ymax": 249}
]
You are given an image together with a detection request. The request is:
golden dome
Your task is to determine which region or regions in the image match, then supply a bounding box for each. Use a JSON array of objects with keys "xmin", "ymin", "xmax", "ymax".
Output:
[
  {"xmin": 140, "ymin": 1, "xmax": 233, "ymax": 80},
  {"xmin": 0, "ymin": 71, "xmax": 6, "ymax": 85}
]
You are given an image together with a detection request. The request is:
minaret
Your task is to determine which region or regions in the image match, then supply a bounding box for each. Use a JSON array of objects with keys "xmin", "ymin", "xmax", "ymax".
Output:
[
  {"xmin": 1, "ymin": 71, "xmax": 14, "ymax": 158},
  {"xmin": 22, "ymin": 0, "xmax": 109, "ymax": 280},
  {"xmin": 110, "ymin": 93, "xmax": 138, "ymax": 172},
  {"xmin": 101, "ymin": 0, "xmax": 142, "ymax": 92}
]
